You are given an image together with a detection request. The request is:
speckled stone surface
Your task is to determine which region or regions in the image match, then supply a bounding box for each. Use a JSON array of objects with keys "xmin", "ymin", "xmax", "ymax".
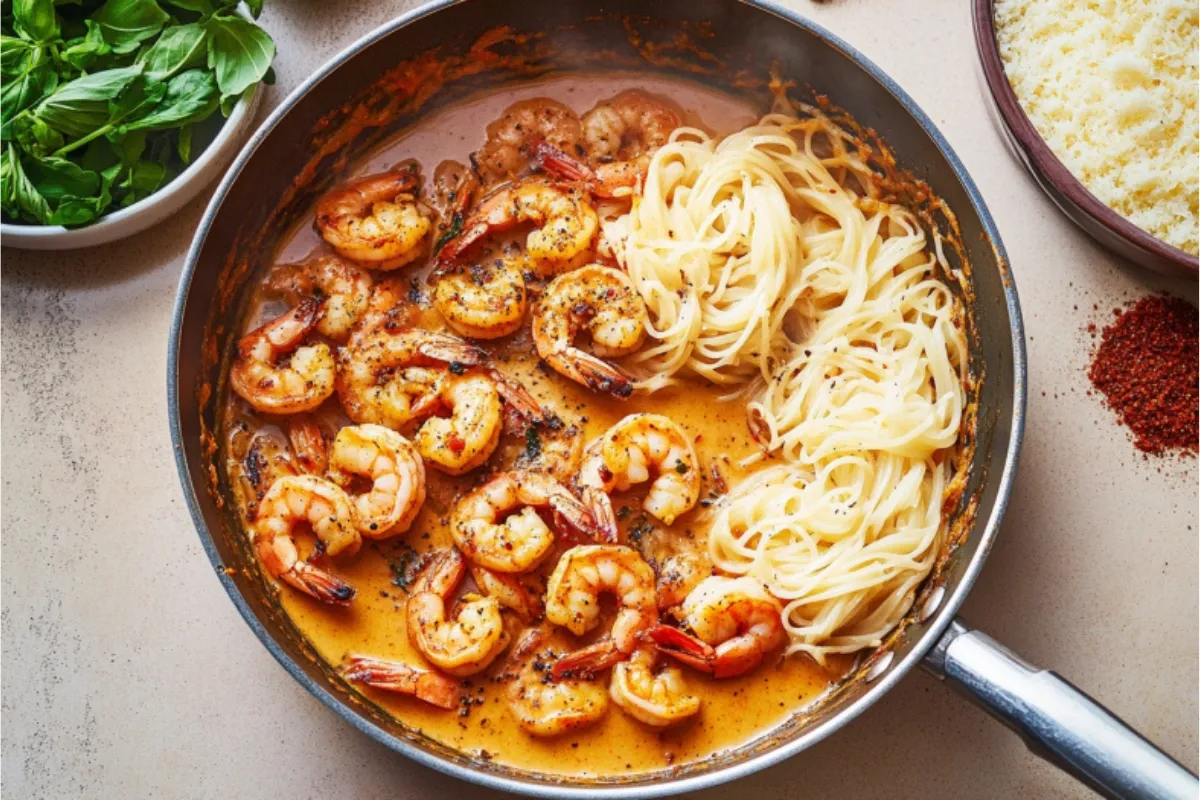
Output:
[{"xmin": 2, "ymin": 1, "xmax": 1196, "ymax": 797}]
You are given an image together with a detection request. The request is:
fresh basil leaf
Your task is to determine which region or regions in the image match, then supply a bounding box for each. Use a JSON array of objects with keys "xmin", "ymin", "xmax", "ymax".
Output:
[
  {"xmin": 136, "ymin": 22, "xmax": 205, "ymax": 80},
  {"xmin": 162, "ymin": 0, "xmax": 214, "ymax": 13},
  {"xmin": 34, "ymin": 63, "xmax": 141, "ymax": 137},
  {"xmin": 48, "ymin": 194, "xmax": 104, "ymax": 225},
  {"xmin": 11, "ymin": 114, "xmax": 64, "ymax": 156},
  {"xmin": 129, "ymin": 158, "xmax": 165, "ymax": 192},
  {"xmin": 1, "ymin": 59, "xmax": 56, "ymax": 140},
  {"xmin": 1, "ymin": 36, "xmax": 36, "ymax": 77},
  {"xmin": 205, "ymin": 14, "xmax": 273, "ymax": 100},
  {"xmin": 124, "ymin": 68, "xmax": 216, "ymax": 130},
  {"xmin": 177, "ymin": 121, "xmax": 191, "ymax": 163},
  {"xmin": 24, "ymin": 154, "xmax": 101, "ymax": 200},
  {"xmin": 115, "ymin": 127, "xmax": 146, "ymax": 164},
  {"xmin": 12, "ymin": 0, "xmax": 59, "ymax": 44},
  {"xmin": 1, "ymin": 145, "xmax": 52, "ymax": 223},
  {"xmin": 242, "ymin": 0, "xmax": 262, "ymax": 19},
  {"xmin": 108, "ymin": 72, "xmax": 167, "ymax": 124},
  {"xmin": 92, "ymin": 0, "xmax": 169, "ymax": 55},
  {"xmin": 60, "ymin": 20, "xmax": 111, "ymax": 71}
]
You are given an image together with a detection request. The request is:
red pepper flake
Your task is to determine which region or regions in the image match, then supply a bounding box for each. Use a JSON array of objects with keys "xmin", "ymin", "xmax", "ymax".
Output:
[{"xmin": 1087, "ymin": 295, "xmax": 1197, "ymax": 456}]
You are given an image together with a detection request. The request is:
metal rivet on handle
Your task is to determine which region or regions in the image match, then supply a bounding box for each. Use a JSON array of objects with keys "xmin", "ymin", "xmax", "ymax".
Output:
[
  {"xmin": 865, "ymin": 650, "xmax": 894, "ymax": 682},
  {"xmin": 919, "ymin": 585, "xmax": 946, "ymax": 622}
]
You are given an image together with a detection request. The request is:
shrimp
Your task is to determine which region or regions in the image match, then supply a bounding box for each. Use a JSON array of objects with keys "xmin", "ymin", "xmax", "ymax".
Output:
[
  {"xmin": 264, "ymin": 255, "xmax": 372, "ymax": 343},
  {"xmin": 609, "ymin": 647, "xmax": 700, "ymax": 728},
  {"xmin": 436, "ymin": 179, "xmax": 598, "ymax": 274},
  {"xmin": 579, "ymin": 414, "xmax": 700, "ymax": 539},
  {"xmin": 327, "ymin": 424, "xmax": 426, "ymax": 539},
  {"xmin": 336, "ymin": 327, "xmax": 487, "ymax": 429},
  {"xmin": 655, "ymin": 552, "xmax": 711, "ymax": 612},
  {"xmin": 230, "ymin": 299, "xmax": 336, "ymax": 415},
  {"xmin": 475, "ymin": 98, "xmax": 584, "ymax": 186},
  {"xmin": 253, "ymin": 475, "xmax": 359, "ymax": 606},
  {"xmin": 468, "ymin": 563, "xmax": 543, "ymax": 622},
  {"xmin": 431, "ymin": 255, "xmax": 528, "ymax": 340},
  {"xmin": 648, "ymin": 576, "xmax": 785, "ymax": 679},
  {"xmin": 534, "ymin": 91, "xmax": 679, "ymax": 198},
  {"xmin": 544, "ymin": 545, "xmax": 657, "ymax": 679},
  {"xmin": 531, "ymin": 265, "xmax": 647, "ymax": 399},
  {"xmin": 451, "ymin": 470, "xmax": 596, "ymax": 573},
  {"xmin": 340, "ymin": 655, "xmax": 460, "ymax": 710},
  {"xmin": 286, "ymin": 414, "xmax": 328, "ymax": 475},
  {"xmin": 407, "ymin": 548, "xmax": 509, "ymax": 677},
  {"xmin": 503, "ymin": 628, "xmax": 609, "ymax": 737},
  {"xmin": 514, "ymin": 414, "xmax": 585, "ymax": 483},
  {"xmin": 413, "ymin": 373, "xmax": 504, "ymax": 475},
  {"xmin": 315, "ymin": 164, "xmax": 431, "ymax": 270}
]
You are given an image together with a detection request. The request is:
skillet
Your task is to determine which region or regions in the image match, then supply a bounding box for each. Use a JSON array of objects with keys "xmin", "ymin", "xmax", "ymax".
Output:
[{"xmin": 167, "ymin": 2, "xmax": 1198, "ymax": 796}]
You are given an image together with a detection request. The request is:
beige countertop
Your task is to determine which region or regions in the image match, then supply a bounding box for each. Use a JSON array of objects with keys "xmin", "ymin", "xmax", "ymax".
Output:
[{"xmin": 2, "ymin": 1, "xmax": 1197, "ymax": 797}]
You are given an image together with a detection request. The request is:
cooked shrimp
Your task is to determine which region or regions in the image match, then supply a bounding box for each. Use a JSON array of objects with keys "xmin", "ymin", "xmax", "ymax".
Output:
[
  {"xmin": 514, "ymin": 415, "xmax": 585, "ymax": 483},
  {"xmin": 407, "ymin": 548, "xmax": 509, "ymax": 677},
  {"xmin": 475, "ymin": 98, "xmax": 583, "ymax": 186},
  {"xmin": 336, "ymin": 327, "xmax": 487, "ymax": 429},
  {"xmin": 451, "ymin": 470, "xmax": 596, "ymax": 573},
  {"xmin": 503, "ymin": 628, "xmax": 609, "ymax": 737},
  {"xmin": 437, "ymin": 179, "xmax": 598, "ymax": 274},
  {"xmin": 327, "ymin": 424, "xmax": 426, "ymax": 538},
  {"xmin": 238, "ymin": 429, "xmax": 299, "ymax": 518},
  {"xmin": 230, "ymin": 299, "xmax": 336, "ymax": 415},
  {"xmin": 430, "ymin": 160, "xmax": 479, "ymax": 247},
  {"xmin": 655, "ymin": 552, "xmax": 711, "ymax": 611},
  {"xmin": 286, "ymin": 414, "xmax": 328, "ymax": 475},
  {"xmin": 431, "ymin": 255, "xmax": 529, "ymax": 339},
  {"xmin": 534, "ymin": 91, "xmax": 679, "ymax": 198},
  {"xmin": 532, "ymin": 265, "xmax": 646, "ymax": 399},
  {"xmin": 579, "ymin": 414, "xmax": 700, "ymax": 539},
  {"xmin": 545, "ymin": 545, "xmax": 657, "ymax": 679},
  {"xmin": 609, "ymin": 647, "xmax": 700, "ymax": 728},
  {"xmin": 414, "ymin": 373, "xmax": 503, "ymax": 475},
  {"xmin": 340, "ymin": 655, "xmax": 460, "ymax": 709},
  {"xmin": 648, "ymin": 576, "xmax": 785, "ymax": 679},
  {"xmin": 468, "ymin": 563, "xmax": 543, "ymax": 622},
  {"xmin": 315, "ymin": 164, "xmax": 431, "ymax": 270},
  {"xmin": 253, "ymin": 475, "xmax": 359, "ymax": 606},
  {"xmin": 264, "ymin": 255, "xmax": 372, "ymax": 342}
]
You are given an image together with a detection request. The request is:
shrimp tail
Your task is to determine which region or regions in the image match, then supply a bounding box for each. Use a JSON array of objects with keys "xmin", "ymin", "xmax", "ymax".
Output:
[
  {"xmin": 548, "ymin": 491, "xmax": 599, "ymax": 540},
  {"xmin": 417, "ymin": 334, "xmax": 488, "ymax": 368},
  {"xmin": 533, "ymin": 141, "xmax": 597, "ymax": 183},
  {"xmin": 581, "ymin": 486, "xmax": 619, "ymax": 543},
  {"xmin": 413, "ymin": 548, "xmax": 467, "ymax": 596},
  {"xmin": 341, "ymin": 655, "xmax": 460, "ymax": 709},
  {"xmin": 483, "ymin": 367, "xmax": 545, "ymax": 430},
  {"xmin": 551, "ymin": 638, "xmax": 625, "ymax": 681},
  {"xmin": 647, "ymin": 625, "xmax": 717, "ymax": 674},
  {"xmin": 548, "ymin": 349, "xmax": 634, "ymax": 399},
  {"xmin": 287, "ymin": 414, "xmax": 328, "ymax": 475},
  {"xmin": 282, "ymin": 562, "xmax": 356, "ymax": 606}
]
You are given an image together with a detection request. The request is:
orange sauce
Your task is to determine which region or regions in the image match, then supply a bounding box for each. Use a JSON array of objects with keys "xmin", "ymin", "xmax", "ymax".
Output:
[{"xmin": 221, "ymin": 73, "xmax": 848, "ymax": 777}]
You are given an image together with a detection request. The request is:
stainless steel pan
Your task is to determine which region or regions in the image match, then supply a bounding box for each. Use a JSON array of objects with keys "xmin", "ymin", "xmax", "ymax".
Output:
[{"xmin": 167, "ymin": 2, "xmax": 1198, "ymax": 797}]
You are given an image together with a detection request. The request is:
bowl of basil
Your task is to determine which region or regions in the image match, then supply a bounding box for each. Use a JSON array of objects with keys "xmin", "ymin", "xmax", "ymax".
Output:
[{"xmin": 1, "ymin": 0, "xmax": 273, "ymax": 249}]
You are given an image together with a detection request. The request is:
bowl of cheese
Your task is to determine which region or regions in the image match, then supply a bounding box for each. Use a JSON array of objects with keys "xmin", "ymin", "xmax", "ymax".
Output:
[{"xmin": 974, "ymin": 0, "xmax": 1198, "ymax": 277}]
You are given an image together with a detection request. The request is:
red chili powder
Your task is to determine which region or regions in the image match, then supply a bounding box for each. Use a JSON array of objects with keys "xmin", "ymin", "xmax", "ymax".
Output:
[{"xmin": 1087, "ymin": 295, "xmax": 1198, "ymax": 456}]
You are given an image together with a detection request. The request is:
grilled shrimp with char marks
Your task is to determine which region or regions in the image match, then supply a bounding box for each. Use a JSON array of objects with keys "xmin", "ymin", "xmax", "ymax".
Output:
[
  {"xmin": 532, "ymin": 264, "xmax": 646, "ymax": 399},
  {"xmin": 315, "ymin": 164, "xmax": 431, "ymax": 270},
  {"xmin": 407, "ymin": 548, "xmax": 510, "ymax": 677},
  {"xmin": 648, "ymin": 576, "xmax": 785, "ymax": 679},
  {"xmin": 263, "ymin": 255, "xmax": 372, "ymax": 343},
  {"xmin": 503, "ymin": 628, "xmax": 609, "ymax": 737},
  {"xmin": 327, "ymin": 424, "xmax": 425, "ymax": 538},
  {"xmin": 253, "ymin": 475, "xmax": 359, "ymax": 606},
  {"xmin": 230, "ymin": 299, "xmax": 336, "ymax": 415},
  {"xmin": 610, "ymin": 646, "xmax": 700, "ymax": 728},
  {"xmin": 451, "ymin": 470, "xmax": 596, "ymax": 573},
  {"xmin": 545, "ymin": 545, "xmax": 657, "ymax": 679}
]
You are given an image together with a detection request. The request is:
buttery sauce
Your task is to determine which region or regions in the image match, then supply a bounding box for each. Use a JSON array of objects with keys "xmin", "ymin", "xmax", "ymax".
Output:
[{"xmin": 221, "ymin": 74, "xmax": 848, "ymax": 777}]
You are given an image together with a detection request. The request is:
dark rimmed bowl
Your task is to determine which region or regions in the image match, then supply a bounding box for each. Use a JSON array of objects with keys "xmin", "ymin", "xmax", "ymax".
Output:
[{"xmin": 973, "ymin": 0, "xmax": 1199, "ymax": 278}]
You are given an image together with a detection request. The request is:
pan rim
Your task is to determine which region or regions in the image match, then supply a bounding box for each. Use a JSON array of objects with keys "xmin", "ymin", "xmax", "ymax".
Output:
[{"xmin": 167, "ymin": 1, "xmax": 1028, "ymax": 796}]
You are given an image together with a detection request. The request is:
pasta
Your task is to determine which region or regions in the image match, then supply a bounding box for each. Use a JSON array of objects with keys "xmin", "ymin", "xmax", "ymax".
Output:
[{"xmin": 614, "ymin": 102, "xmax": 968, "ymax": 662}]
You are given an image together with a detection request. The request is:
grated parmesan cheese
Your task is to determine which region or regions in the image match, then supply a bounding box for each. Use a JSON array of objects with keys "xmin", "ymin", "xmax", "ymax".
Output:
[{"xmin": 995, "ymin": 0, "xmax": 1199, "ymax": 255}]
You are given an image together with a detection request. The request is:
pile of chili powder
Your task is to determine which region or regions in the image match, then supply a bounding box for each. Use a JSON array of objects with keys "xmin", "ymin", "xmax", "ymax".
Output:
[{"xmin": 1087, "ymin": 294, "xmax": 1198, "ymax": 456}]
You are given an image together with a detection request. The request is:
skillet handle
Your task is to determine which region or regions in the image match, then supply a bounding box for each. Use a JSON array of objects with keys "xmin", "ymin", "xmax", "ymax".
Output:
[{"xmin": 924, "ymin": 617, "xmax": 1198, "ymax": 800}]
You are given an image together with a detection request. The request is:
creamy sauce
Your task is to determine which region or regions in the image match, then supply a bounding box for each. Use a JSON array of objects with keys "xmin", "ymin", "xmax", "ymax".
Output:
[{"xmin": 221, "ymin": 73, "xmax": 848, "ymax": 778}]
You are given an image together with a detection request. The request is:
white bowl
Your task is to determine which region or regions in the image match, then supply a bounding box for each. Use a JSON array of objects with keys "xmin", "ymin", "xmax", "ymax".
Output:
[{"xmin": 1, "ymin": 84, "xmax": 264, "ymax": 250}]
